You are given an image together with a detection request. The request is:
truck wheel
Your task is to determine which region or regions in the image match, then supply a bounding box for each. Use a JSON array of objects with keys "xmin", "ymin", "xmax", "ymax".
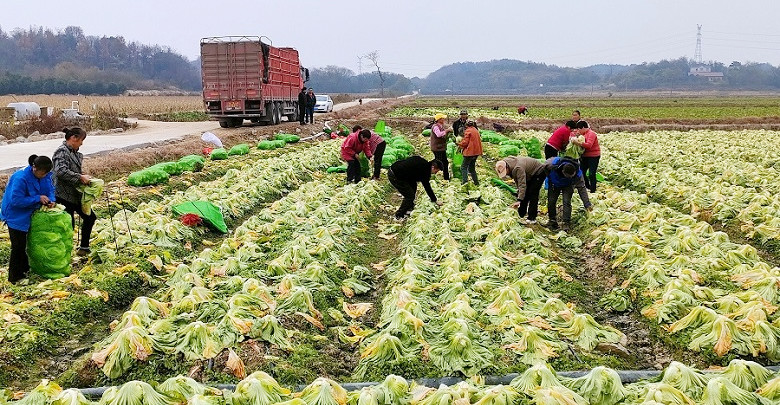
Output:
[
  {"xmin": 231, "ymin": 118, "xmax": 243, "ymax": 127},
  {"xmin": 289, "ymin": 103, "xmax": 299, "ymax": 122},
  {"xmin": 219, "ymin": 120, "xmax": 229, "ymax": 128}
]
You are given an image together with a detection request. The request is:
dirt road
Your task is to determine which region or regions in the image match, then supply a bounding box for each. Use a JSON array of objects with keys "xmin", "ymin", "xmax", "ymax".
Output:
[{"xmin": 0, "ymin": 120, "xmax": 219, "ymax": 173}]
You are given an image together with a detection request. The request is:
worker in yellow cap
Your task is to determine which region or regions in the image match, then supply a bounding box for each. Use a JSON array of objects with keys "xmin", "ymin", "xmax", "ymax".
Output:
[{"xmin": 430, "ymin": 113, "xmax": 452, "ymax": 180}]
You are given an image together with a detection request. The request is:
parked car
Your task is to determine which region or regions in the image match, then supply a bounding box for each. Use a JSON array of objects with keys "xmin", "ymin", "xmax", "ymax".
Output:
[{"xmin": 314, "ymin": 95, "xmax": 333, "ymax": 113}]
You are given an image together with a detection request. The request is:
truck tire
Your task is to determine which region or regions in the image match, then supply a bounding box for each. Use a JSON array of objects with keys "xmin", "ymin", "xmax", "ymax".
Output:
[
  {"xmin": 219, "ymin": 120, "xmax": 229, "ymax": 128},
  {"xmin": 230, "ymin": 118, "xmax": 243, "ymax": 127},
  {"xmin": 289, "ymin": 103, "xmax": 299, "ymax": 122}
]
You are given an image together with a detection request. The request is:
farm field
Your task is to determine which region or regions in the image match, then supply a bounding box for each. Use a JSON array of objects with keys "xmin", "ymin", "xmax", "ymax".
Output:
[
  {"xmin": 0, "ymin": 95, "xmax": 203, "ymax": 117},
  {"xmin": 1, "ymin": 95, "xmax": 780, "ymax": 404}
]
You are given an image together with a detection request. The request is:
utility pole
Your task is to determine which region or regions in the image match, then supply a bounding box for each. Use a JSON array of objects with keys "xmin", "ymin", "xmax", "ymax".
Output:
[
  {"xmin": 694, "ymin": 24, "xmax": 703, "ymax": 64},
  {"xmin": 357, "ymin": 55, "xmax": 363, "ymax": 75}
]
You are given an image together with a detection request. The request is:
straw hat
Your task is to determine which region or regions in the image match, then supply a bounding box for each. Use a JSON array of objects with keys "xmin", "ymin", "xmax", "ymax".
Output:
[{"xmin": 434, "ymin": 113, "xmax": 447, "ymax": 121}]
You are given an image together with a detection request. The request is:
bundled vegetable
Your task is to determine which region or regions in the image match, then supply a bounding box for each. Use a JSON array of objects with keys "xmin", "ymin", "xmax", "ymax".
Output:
[
  {"xmin": 77, "ymin": 178, "xmax": 104, "ymax": 215},
  {"xmin": 127, "ymin": 168, "xmax": 169, "ymax": 186},
  {"xmin": 27, "ymin": 205, "xmax": 73, "ymax": 279},
  {"xmin": 178, "ymin": 154, "xmax": 206, "ymax": 172},
  {"xmin": 210, "ymin": 148, "xmax": 229, "ymax": 160},
  {"xmin": 228, "ymin": 144, "xmax": 250, "ymax": 156}
]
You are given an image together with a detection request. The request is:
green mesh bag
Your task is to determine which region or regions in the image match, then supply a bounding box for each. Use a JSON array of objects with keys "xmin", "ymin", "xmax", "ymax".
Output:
[
  {"xmin": 27, "ymin": 207, "xmax": 73, "ymax": 279},
  {"xmin": 452, "ymin": 150, "xmax": 464, "ymax": 181},
  {"xmin": 257, "ymin": 140, "xmax": 276, "ymax": 150},
  {"xmin": 178, "ymin": 155, "xmax": 206, "ymax": 172},
  {"xmin": 524, "ymin": 137, "xmax": 543, "ymax": 159},
  {"xmin": 172, "ymin": 201, "xmax": 228, "ymax": 234},
  {"xmin": 149, "ymin": 161, "xmax": 185, "ymax": 175},
  {"xmin": 127, "ymin": 168, "xmax": 170, "ymax": 186},
  {"xmin": 491, "ymin": 178, "xmax": 518, "ymax": 195},
  {"xmin": 228, "ymin": 144, "xmax": 250, "ymax": 156},
  {"xmin": 381, "ymin": 154, "xmax": 397, "ymax": 168},
  {"xmin": 359, "ymin": 153, "xmax": 370, "ymax": 177},
  {"xmin": 499, "ymin": 139, "xmax": 525, "ymax": 148},
  {"xmin": 499, "ymin": 145, "xmax": 521, "ymax": 158},
  {"xmin": 327, "ymin": 165, "xmax": 348, "ymax": 173},
  {"xmin": 421, "ymin": 129, "xmax": 431, "ymax": 137},
  {"xmin": 271, "ymin": 140, "xmax": 287, "ymax": 149},
  {"xmin": 210, "ymin": 148, "xmax": 228, "ymax": 160},
  {"xmin": 275, "ymin": 133, "xmax": 300, "ymax": 143}
]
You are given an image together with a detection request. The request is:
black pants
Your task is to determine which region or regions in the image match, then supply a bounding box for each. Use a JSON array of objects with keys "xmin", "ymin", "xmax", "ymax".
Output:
[
  {"xmin": 372, "ymin": 141, "xmax": 386, "ymax": 179},
  {"xmin": 61, "ymin": 199, "xmax": 96, "ymax": 248},
  {"xmin": 548, "ymin": 185, "xmax": 574, "ymax": 225},
  {"xmin": 544, "ymin": 144, "xmax": 559, "ymax": 159},
  {"xmin": 346, "ymin": 159, "xmax": 361, "ymax": 184},
  {"xmin": 306, "ymin": 107, "xmax": 314, "ymax": 124},
  {"xmin": 433, "ymin": 150, "xmax": 449, "ymax": 180},
  {"xmin": 8, "ymin": 227, "xmax": 29, "ymax": 283},
  {"xmin": 388, "ymin": 169, "xmax": 416, "ymax": 218},
  {"xmin": 298, "ymin": 105, "xmax": 306, "ymax": 124},
  {"xmin": 461, "ymin": 155, "xmax": 479, "ymax": 185},
  {"xmin": 518, "ymin": 173, "xmax": 545, "ymax": 221},
  {"xmin": 580, "ymin": 156, "xmax": 600, "ymax": 193}
]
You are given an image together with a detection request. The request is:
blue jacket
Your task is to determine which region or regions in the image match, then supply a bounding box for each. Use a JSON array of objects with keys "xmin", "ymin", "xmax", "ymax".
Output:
[
  {"xmin": 547, "ymin": 157, "xmax": 583, "ymax": 188},
  {"xmin": 0, "ymin": 166, "xmax": 55, "ymax": 232}
]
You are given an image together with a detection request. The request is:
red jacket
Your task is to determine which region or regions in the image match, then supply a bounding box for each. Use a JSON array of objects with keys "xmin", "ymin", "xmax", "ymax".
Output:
[
  {"xmin": 581, "ymin": 129, "xmax": 601, "ymax": 157},
  {"xmin": 547, "ymin": 125, "xmax": 571, "ymax": 151},
  {"xmin": 459, "ymin": 127, "xmax": 483, "ymax": 157},
  {"xmin": 341, "ymin": 132, "xmax": 372, "ymax": 161}
]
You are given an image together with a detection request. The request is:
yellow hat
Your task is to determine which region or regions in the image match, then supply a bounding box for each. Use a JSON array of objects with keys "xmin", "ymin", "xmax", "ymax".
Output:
[
  {"xmin": 434, "ymin": 113, "xmax": 447, "ymax": 121},
  {"xmin": 495, "ymin": 160, "xmax": 508, "ymax": 178}
]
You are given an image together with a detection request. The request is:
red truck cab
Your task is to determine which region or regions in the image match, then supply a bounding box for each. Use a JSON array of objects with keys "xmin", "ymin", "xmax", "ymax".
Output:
[{"xmin": 201, "ymin": 36, "xmax": 308, "ymax": 128}]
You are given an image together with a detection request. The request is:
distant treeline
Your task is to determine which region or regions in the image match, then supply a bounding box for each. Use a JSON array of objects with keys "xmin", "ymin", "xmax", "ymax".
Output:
[
  {"xmin": 0, "ymin": 26, "xmax": 200, "ymax": 95},
  {"xmin": 306, "ymin": 66, "xmax": 413, "ymax": 95}
]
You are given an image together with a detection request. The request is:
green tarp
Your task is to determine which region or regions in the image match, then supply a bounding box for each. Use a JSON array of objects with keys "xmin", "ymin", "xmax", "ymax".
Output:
[
  {"xmin": 27, "ymin": 207, "xmax": 73, "ymax": 279},
  {"xmin": 172, "ymin": 201, "xmax": 228, "ymax": 234}
]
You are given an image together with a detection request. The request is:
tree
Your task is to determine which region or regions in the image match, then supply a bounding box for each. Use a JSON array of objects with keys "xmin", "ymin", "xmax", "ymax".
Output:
[{"xmin": 364, "ymin": 51, "xmax": 385, "ymax": 96}]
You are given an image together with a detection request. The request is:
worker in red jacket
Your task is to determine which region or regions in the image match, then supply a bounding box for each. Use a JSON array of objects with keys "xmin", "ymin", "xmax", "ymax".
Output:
[
  {"xmin": 571, "ymin": 121, "xmax": 601, "ymax": 193},
  {"xmin": 341, "ymin": 129, "xmax": 372, "ymax": 184},
  {"xmin": 517, "ymin": 105, "xmax": 528, "ymax": 115},
  {"xmin": 545, "ymin": 120, "xmax": 578, "ymax": 159}
]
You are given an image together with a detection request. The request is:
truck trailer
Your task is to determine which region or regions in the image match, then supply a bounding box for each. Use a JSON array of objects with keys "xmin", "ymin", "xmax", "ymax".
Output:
[{"xmin": 201, "ymin": 36, "xmax": 308, "ymax": 128}]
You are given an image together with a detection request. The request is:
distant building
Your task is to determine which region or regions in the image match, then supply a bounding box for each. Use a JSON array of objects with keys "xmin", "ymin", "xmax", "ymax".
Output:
[{"xmin": 688, "ymin": 65, "xmax": 724, "ymax": 82}]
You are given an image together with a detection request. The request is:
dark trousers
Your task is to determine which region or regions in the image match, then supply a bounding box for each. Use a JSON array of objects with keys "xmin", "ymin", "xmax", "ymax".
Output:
[
  {"xmin": 346, "ymin": 159, "xmax": 361, "ymax": 184},
  {"xmin": 580, "ymin": 156, "xmax": 600, "ymax": 192},
  {"xmin": 298, "ymin": 105, "xmax": 306, "ymax": 124},
  {"xmin": 372, "ymin": 141, "xmax": 386, "ymax": 179},
  {"xmin": 518, "ymin": 173, "xmax": 545, "ymax": 220},
  {"xmin": 461, "ymin": 155, "xmax": 479, "ymax": 185},
  {"xmin": 548, "ymin": 185, "xmax": 574, "ymax": 225},
  {"xmin": 544, "ymin": 144, "xmax": 559, "ymax": 159},
  {"xmin": 433, "ymin": 150, "xmax": 449, "ymax": 180},
  {"xmin": 8, "ymin": 227, "xmax": 29, "ymax": 283},
  {"xmin": 61, "ymin": 199, "xmax": 96, "ymax": 248},
  {"xmin": 388, "ymin": 169, "xmax": 416, "ymax": 218},
  {"xmin": 306, "ymin": 107, "xmax": 314, "ymax": 123}
]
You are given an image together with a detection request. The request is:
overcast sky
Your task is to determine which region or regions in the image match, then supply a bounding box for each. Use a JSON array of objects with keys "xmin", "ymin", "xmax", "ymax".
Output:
[{"xmin": 2, "ymin": 0, "xmax": 779, "ymax": 77}]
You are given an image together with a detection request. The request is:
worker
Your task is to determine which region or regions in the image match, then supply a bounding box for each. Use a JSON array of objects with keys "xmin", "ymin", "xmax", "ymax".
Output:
[
  {"xmin": 546, "ymin": 157, "xmax": 592, "ymax": 232},
  {"xmin": 366, "ymin": 129, "xmax": 386, "ymax": 180},
  {"xmin": 387, "ymin": 156, "xmax": 443, "ymax": 220},
  {"xmin": 495, "ymin": 156, "xmax": 547, "ymax": 225},
  {"xmin": 306, "ymin": 88, "xmax": 316, "ymax": 124},
  {"xmin": 458, "ymin": 120, "xmax": 483, "ymax": 185},
  {"xmin": 572, "ymin": 109, "xmax": 582, "ymax": 122},
  {"xmin": 518, "ymin": 105, "xmax": 528, "ymax": 115},
  {"xmin": 341, "ymin": 128, "xmax": 372, "ymax": 184},
  {"xmin": 571, "ymin": 121, "xmax": 601, "ymax": 193},
  {"xmin": 298, "ymin": 87, "xmax": 307, "ymax": 125},
  {"xmin": 430, "ymin": 113, "xmax": 452, "ymax": 181},
  {"xmin": 0, "ymin": 155, "xmax": 56, "ymax": 284},
  {"xmin": 53, "ymin": 127, "xmax": 95, "ymax": 256},
  {"xmin": 359, "ymin": 98, "xmax": 363, "ymax": 105},
  {"xmin": 452, "ymin": 109, "xmax": 469, "ymax": 139},
  {"xmin": 545, "ymin": 120, "xmax": 578, "ymax": 159}
]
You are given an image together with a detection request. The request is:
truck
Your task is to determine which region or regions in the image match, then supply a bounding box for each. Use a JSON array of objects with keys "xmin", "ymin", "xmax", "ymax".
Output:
[{"xmin": 200, "ymin": 36, "xmax": 309, "ymax": 128}]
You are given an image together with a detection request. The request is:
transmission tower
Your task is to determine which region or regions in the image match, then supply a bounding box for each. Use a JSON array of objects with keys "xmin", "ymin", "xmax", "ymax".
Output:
[
  {"xmin": 357, "ymin": 55, "xmax": 363, "ymax": 74},
  {"xmin": 693, "ymin": 24, "xmax": 703, "ymax": 64}
]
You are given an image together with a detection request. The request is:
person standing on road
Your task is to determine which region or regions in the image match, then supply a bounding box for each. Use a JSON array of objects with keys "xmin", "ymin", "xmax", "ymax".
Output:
[
  {"xmin": 458, "ymin": 120, "xmax": 483, "ymax": 185},
  {"xmin": 496, "ymin": 156, "xmax": 547, "ymax": 225},
  {"xmin": 366, "ymin": 129, "xmax": 386, "ymax": 180},
  {"xmin": 452, "ymin": 109, "xmax": 469, "ymax": 139},
  {"xmin": 571, "ymin": 121, "xmax": 601, "ymax": 193},
  {"xmin": 298, "ymin": 87, "xmax": 307, "ymax": 124},
  {"xmin": 53, "ymin": 127, "xmax": 96, "ymax": 257},
  {"xmin": 341, "ymin": 128, "xmax": 372, "ymax": 184},
  {"xmin": 306, "ymin": 89, "xmax": 316, "ymax": 124},
  {"xmin": 545, "ymin": 157, "xmax": 592, "ymax": 232},
  {"xmin": 387, "ymin": 156, "xmax": 443, "ymax": 220},
  {"xmin": 0, "ymin": 155, "xmax": 56, "ymax": 284},
  {"xmin": 545, "ymin": 120, "xmax": 577, "ymax": 159},
  {"xmin": 430, "ymin": 113, "xmax": 452, "ymax": 181}
]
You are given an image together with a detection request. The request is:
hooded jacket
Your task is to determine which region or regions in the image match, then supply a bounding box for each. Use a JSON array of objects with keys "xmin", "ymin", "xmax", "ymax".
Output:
[
  {"xmin": 0, "ymin": 166, "xmax": 55, "ymax": 232},
  {"xmin": 546, "ymin": 157, "xmax": 583, "ymax": 188}
]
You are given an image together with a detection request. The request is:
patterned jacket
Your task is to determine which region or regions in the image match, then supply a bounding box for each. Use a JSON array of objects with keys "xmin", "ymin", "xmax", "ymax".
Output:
[{"xmin": 53, "ymin": 141, "xmax": 84, "ymax": 204}]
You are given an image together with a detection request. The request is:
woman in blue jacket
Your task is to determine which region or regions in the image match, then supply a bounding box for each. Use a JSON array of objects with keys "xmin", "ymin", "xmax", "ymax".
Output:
[{"xmin": 0, "ymin": 155, "xmax": 55, "ymax": 283}]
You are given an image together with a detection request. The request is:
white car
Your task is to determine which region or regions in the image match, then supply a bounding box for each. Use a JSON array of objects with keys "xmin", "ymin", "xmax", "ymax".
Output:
[{"xmin": 314, "ymin": 95, "xmax": 333, "ymax": 113}]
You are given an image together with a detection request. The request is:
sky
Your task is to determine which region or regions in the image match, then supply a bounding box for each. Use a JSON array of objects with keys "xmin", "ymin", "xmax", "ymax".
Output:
[{"xmin": 2, "ymin": 0, "xmax": 779, "ymax": 77}]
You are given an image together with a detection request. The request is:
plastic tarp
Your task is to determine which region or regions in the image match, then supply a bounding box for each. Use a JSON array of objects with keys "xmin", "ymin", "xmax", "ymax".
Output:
[
  {"xmin": 172, "ymin": 201, "xmax": 228, "ymax": 234},
  {"xmin": 491, "ymin": 178, "xmax": 518, "ymax": 195},
  {"xmin": 201, "ymin": 132, "xmax": 223, "ymax": 148},
  {"xmin": 27, "ymin": 206, "xmax": 73, "ymax": 279}
]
